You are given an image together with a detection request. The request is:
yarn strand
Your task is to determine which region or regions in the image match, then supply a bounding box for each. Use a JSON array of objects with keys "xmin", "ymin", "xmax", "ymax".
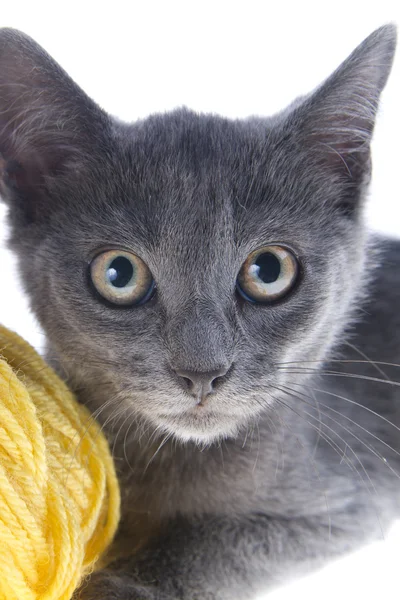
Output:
[{"xmin": 0, "ymin": 326, "xmax": 120, "ymax": 600}]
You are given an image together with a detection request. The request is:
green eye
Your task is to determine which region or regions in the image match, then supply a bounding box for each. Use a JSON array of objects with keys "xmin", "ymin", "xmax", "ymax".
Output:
[
  {"xmin": 90, "ymin": 250, "xmax": 154, "ymax": 306},
  {"xmin": 237, "ymin": 245, "xmax": 299, "ymax": 303}
]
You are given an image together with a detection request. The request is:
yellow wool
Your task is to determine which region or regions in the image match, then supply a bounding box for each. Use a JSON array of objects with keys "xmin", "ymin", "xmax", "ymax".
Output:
[{"xmin": 0, "ymin": 325, "xmax": 120, "ymax": 600}]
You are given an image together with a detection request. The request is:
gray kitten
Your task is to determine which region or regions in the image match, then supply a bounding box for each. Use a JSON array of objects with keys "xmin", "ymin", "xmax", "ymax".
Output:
[{"xmin": 0, "ymin": 25, "xmax": 399, "ymax": 599}]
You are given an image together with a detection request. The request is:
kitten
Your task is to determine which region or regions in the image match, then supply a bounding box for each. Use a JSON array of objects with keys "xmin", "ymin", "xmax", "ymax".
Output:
[{"xmin": 0, "ymin": 25, "xmax": 399, "ymax": 599}]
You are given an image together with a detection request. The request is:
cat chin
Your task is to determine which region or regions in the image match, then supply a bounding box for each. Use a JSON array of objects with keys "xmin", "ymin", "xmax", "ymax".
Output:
[{"xmin": 150, "ymin": 412, "xmax": 244, "ymax": 445}]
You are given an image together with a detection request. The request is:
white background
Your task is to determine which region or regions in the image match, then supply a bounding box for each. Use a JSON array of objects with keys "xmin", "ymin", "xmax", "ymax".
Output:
[{"xmin": 0, "ymin": 2, "xmax": 399, "ymax": 599}]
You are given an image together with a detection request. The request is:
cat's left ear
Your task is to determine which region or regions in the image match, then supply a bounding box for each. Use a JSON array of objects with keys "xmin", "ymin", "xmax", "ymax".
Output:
[{"xmin": 288, "ymin": 24, "xmax": 397, "ymax": 193}]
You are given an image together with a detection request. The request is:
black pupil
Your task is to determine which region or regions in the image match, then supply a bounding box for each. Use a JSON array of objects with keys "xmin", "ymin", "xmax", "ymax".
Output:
[
  {"xmin": 107, "ymin": 257, "xmax": 134, "ymax": 288},
  {"xmin": 254, "ymin": 252, "xmax": 281, "ymax": 283}
]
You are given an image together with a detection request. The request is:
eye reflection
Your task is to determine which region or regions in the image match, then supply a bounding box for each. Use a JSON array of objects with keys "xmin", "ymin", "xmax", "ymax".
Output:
[{"xmin": 107, "ymin": 257, "xmax": 134, "ymax": 288}]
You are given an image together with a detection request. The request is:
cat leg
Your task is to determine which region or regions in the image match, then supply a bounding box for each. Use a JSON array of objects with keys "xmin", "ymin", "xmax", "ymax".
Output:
[{"xmin": 76, "ymin": 513, "xmax": 344, "ymax": 600}]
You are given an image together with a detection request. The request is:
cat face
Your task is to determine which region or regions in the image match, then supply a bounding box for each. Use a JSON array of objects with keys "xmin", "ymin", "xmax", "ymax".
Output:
[{"xmin": 0, "ymin": 27, "xmax": 396, "ymax": 443}]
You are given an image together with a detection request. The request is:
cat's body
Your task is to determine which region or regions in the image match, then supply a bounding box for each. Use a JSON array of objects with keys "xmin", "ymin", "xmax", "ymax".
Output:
[
  {"xmin": 83, "ymin": 237, "xmax": 400, "ymax": 597},
  {"xmin": 0, "ymin": 25, "xmax": 399, "ymax": 599}
]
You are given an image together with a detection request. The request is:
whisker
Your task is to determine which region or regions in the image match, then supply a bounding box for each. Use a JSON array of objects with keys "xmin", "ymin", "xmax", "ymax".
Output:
[
  {"xmin": 279, "ymin": 382, "xmax": 400, "ymax": 482},
  {"xmin": 264, "ymin": 412, "xmax": 284, "ymax": 478},
  {"xmin": 111, "ymin": 406, "xmax": 134, "ymax": 459},
  {"xmin": 273, "ymin": 391, "xmax": 385, "ymax": 538},
  {"xmin": 252, "ymin": 418, "xmax": 261, "ymax": 474},
  {"xmin": 274, "ymin": 359, "xmax": 400, "ymax": 370},
  {"xmin": 343, "ymin": 342, "xmax": 393, "ymax": 381},
  {"xmin": 274, "ymin": 383, "xmax": 378, "ymax": 484},
  {"xmin": 265, "ymin": 393, "xmax": 333, "ymax": 539},
  {"xmin": 144, "ymin": 431, "xmax": 173, "ymax": 473},
  {"xmin": 72, "ymin": 381, "xmax": 117, "ymax": 394},
  {"xmin": 271, "ymin": 385, "xmax": 385, "ymax": 536},
  {"xmin": 123, "ymin": 412, "xmax": 150, "ymax": 472},
  {"xmin": 77, "ymin": 399, "xmax": 132, "ymax": 486},
  {"xmin": 309, "ymin": 386, "xmax": 323, "ymax": 459},
  {"xmin": 286, "ymin": 381, "xmax": 400, "ymax": 462},
  {"xmin": 62, "ymin": 396, "xmax": 119, "ymax": 487},
  {"xmin": 289, "ymin": 383, "xmax": 400, "ymax": 436},
  {"xmin": 241, "ymin": 423, "xmax": 251, "ymax": 449},
  {"xmin": 277, "ymin": 366, "xmax": 400, "ymax": 388}
]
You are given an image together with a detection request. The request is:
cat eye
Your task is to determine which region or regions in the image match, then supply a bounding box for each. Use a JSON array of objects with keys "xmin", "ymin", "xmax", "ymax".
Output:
[
  {"xmin": 90, "ymin": 250, "xmax": 155, "ymax": 306},
  {"xmin": 236, "ymin": 245, "xmax": 299, "ymax": 303}
]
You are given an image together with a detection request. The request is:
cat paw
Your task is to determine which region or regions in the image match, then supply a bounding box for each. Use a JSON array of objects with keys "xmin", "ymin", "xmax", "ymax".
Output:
[{"xmin": 76, "ymin": 570, "xmax": 156, "ymax": 600}]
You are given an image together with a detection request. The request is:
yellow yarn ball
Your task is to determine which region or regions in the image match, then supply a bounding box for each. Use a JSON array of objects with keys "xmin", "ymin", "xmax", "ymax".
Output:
[{"xmin": 0, "ymin": 326, "xmax": 120, "ymax": 600}]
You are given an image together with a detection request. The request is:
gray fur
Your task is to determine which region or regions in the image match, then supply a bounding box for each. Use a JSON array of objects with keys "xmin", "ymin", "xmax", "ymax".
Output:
[{"xmin": 0, "ymin": 25, "xmax": 399, "ymax": 599}]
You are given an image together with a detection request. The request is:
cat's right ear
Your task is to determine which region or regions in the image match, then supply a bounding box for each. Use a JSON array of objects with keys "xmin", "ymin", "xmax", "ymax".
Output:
[{"xmin": 0, "ymin": 28, "xmax": 110, "ymax": 224}]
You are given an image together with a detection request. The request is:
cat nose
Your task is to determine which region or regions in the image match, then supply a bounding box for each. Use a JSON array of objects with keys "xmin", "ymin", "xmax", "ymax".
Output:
[{"xmin": 174, "ymin": 366, "xmax": 230, "ymax": 404}]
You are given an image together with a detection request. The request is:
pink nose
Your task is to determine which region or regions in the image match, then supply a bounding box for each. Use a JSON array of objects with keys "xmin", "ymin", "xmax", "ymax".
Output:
[{"xmin": 174, "ymin": 366, "xmax": 229, "ymax": 403}]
